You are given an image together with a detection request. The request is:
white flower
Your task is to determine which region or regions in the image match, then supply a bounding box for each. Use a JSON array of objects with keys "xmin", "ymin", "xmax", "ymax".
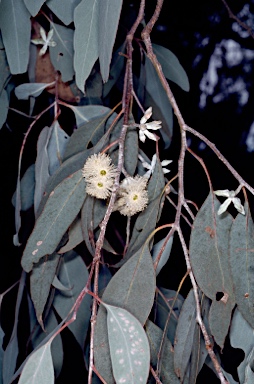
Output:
[
  {"xmin": 138, "ymin": 154, "xmax": 172, "ymax": 178},
  {"xmin": 139, "ymin": 107, "xmax": 162, "ymax": 143},
  {"xmin": 82, "ymin": 153, "xmax": 117, "ymax": 199},
  {"xmin": 214, "ymin": 189, "xmax": 245, "ymax": 215},
  {"xmin": 31, "ymin": 27, "xmax": 56, "ymax": 56},
  {"xmin": 114, "ymin": 175, "xmax": 148, "ymax": 216}
]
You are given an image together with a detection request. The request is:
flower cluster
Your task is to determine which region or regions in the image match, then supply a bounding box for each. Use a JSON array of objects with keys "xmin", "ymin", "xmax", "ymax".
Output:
[
  {"xmin": 114, "ymin": 175, "xmax": 148, "ymax": 216},
  {"xmin": 82, "ymin": 153, "xmax": 117, "ymax": 199}
]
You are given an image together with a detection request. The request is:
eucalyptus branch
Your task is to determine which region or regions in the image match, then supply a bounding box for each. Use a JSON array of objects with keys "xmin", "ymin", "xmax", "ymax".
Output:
[
  {"xmin": 141, "ymin": 1, "xmax": 228, "ymax": 382},
  {"xmin": 88, "ymin": 2, "xmax": 146, "ymax": 381}
]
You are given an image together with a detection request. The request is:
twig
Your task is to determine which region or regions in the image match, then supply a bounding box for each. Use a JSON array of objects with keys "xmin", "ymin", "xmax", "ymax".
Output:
[{"xmin": 221, "ymin": 0, "xmax": 254, "ymax": 39}]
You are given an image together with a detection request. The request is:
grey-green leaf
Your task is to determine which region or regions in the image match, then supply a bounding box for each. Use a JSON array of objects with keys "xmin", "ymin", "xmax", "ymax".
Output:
[
  {"xmin": 94, "ymin": 245, "xmax": 156, "ymax": 383},
  {"xmin": 58, "ymin": 217, "xmax": 83, "ymax": 254},
  {"xmin": 15, "ymin": 82, "xmax": 55, "ymax": 100},
  {"xmin": 30, "ymin": 252, "xmax": 60, "ymax": 327},
  {"xmin": 47, "ymin": 0, "xmax": 81, "ymax": 25},
  {"xmin": 152, "ymin": 234, "xmax": 174, "ymax": 275},
  {"xmin": 104, "ymin": 304, "xmax": 150, "ymax": 384},
  {"xmin": 230, "ymin": 308, "xmax": 254, "ymax": 384},
  {"xmin": 0, "ymin": 89, "xmax": 8, "ymax": 129},
  {"xmin": 18, "ymin": 339, "xmax": 54, "ymax": 384},
  {"xmin": 0, "ymin": 0, "xmax": 30, "ymax": 74},
  {"xmin": 189, "ymin": 192, "xmax": 235, "ymax": 348},
  {"xmin": 49, "ymin": 23, "xmax": 74, "ymax": 82},
  {"xmin": 152, "ymin": 43, "xmax": 190, "ymax": 91},
  {"xmin": 24, "ymin": 0, "xmax": 46, "ymax": 16},
  {"xmin": 143, "ymin": 59, "xmax": 173, "ymax": 148},
  {"xmin": 98, "ymin": 0, "xmax": 123, "ymax": 82},
  {"xmin": 53, "ymin": 251, "xmax": 92, "ymax": 349},
  {"xmin": 12, "ymin": 164, "xmax": 35, "ymax": 211},
  {"xmin": 0, "ymin": 34, "xmax": 11, "ymax": 93},
  {"xmin": 146, "ymin": 320, "xmax": 180, "ymax": 384},
  {"xmin": 21, "ymin": 170, "xmax": 86, "ymax": 272},
  {"xmin": 70, "ymin": 105, "xmax": 112, "ymax": 129},
  {"xmin": 174, "ymin": 289, "xmax": 196, "ymax": 381},
  {"xmin": 229, "ymin": 203, "xmax": 254, "ymax": 328},
  {"xmin": 74, "ymin": 0, "xmax": 99, "ymax": 92}
]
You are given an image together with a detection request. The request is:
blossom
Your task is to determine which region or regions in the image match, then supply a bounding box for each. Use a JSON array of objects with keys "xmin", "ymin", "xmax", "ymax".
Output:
[
  {"xmin": 139, "ymin": 107, "xmax": 162, "ymax": 142},
  {"xmin": 138, "ymin": 154, "xmax": 172, "ymax": 178},
  {"xmin": 214, "ymin": 189, "xmax": 245, "ymax": 215},
  {"xmin": 31, "ymin": 27, "xmax": 56, "ymax": 56},
  {"xmin": 82, "ymin": 153, "xmax": 117, "ymax": 199},
  {"xmin": 114, "ymin": 176, "xmax": 148, "ymax": 216}
]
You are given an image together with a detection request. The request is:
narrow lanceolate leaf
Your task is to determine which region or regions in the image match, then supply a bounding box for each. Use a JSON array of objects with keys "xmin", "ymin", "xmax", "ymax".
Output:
[
  {"xmin": 94, "ymin": 245, "xmax": 156, "ymax": 383},
  {"xmin": 21, "ymin": 170, "xmax": 86, "ymax": 272},
  {"xmin": 146, "ymin": 320, "xmax": 180, "ymax": 384},
  {"xmin": 49, "ymin": 23, "xmax": 74, "ymax": 82},
  {"xmin": 230, "ymin": 308, "xmax": 254, "ymax": 384},
  {"xmin": 12, "ymin": 164, "xmax": 35, "ymax": 211},
  {"xmin": 15, "ymin": 82, "xmax": 55, "ymax": 100},
  {"xmin": 74, "ymin": 0, "xmax": 99, "ymax": 92},
  {"xmin": 0, "ymin": 0, "xmax": 30, "ymax": 74},
  {"xmin": 30, "ymin": 252, "xmax": 60, "ymax": 327},
  {"xmin": 174, "ymin": 290, "xmax": 197, "ymax": 381},
  {"xmin": 230, "ymin": 203, "xmax": 254, "ymax": 328},
  {"xmin": 53, "ymin": 251, "xmax": 92, "ymax": 350},
  {"xmin": 152, "ymin": 234, "xmax": 174, "ymax": 276},
  {"xmin": 47, "ymin": 0, "xmax": 81, "ymax": 25},
  {"xmin": 189, "ymin": 192, "xmax": 235, "ymax": 348},
  {"xmin": 47, "ymin": 121, "xmax": 70, "ymax": 175},
  {"xmin": 104, "ymin": 304, "xmax": 150, "ymax": 384},
  {"xmin": 0, "ymin": 89, "xmax": 8, "ymax": 129},
  {"xmin": 24, "ymin": 0, "xmax": 46, "ymax": 16},
  {"xmin": 98, "ymin": 0, "xmax": 123, "ymax": 82},
  {"xmin": 3, "ymin": 272, "xmax": 26, "ymax": 384},
  {"xmin": 143, "ymin": 59, "xmax": 173, "ymax": 148},
  {"xmin": 152, "ymin": 44, "xmax": 190, "ymax": 91},
  {"xmin": 18, "ymin": 339, "xmax": 54, "ymax": 384},
  {"xmin": 0, "ymin": 36, "xmax": 11, "ymax": 93},
  {"xmin": 58, "ymin": 217, "xmax": 83, "ymax": 254}
]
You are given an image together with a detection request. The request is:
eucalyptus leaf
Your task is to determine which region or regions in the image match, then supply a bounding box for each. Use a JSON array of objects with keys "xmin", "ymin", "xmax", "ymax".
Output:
[
  {"xmin": 0, "ymin": 0, "xmax": 30, "ymax": 74},
  {"xmin": 0, "ymin": 326, "xmax": 4, "ymax": 384},
  {"xmin": 229, "ymin": 203, "xmax": 254, "ymax": 328},
  {"xmin": 0, "ymin": 35, "xmax": 11, "ymax": 92},
  {"xmin": 30, "ymin": 252, "xmax": 60, "ymax": 327},
  {"xmin": 154, "ymin": 288, "xmax": 184, "ymax": 345},
  {"xmin": 58, "ymin": 217, "xmax": 83, "ymax": 254},
  {"xmin": 23, "ymin": 0, "xmax": 46, "ymax": 16},
  {"xmin": 126, "ymin": 156, "xmax": 165, "ymax": 258},
  {"xmin": 18, "ymin": 339, "xmax": 54, "ymax": 384},
  {"xmin": 3, "ymin": 272, "xmax": 26, "ymax": 384},
  {"xmin": 103, "ymin": 42, "xmax": 126, "ymax": 97},
  {"xmin": 74, "ymin": 0, "xmax": 99, "ymax": 92},
  {"xmin": 15, "ymin": 82, "xmax": 55, "ymax": 100},
  {"xmin": 146, "ymin": 320, "xmax": 180, "ymax": 384},
  {"xmin": 47, "ymin": 121, "xmax": 70, "ymax": 175},
  {"xmin": 53, "ymin": 251, "xmax": 92, "ymax": 350},
  {"xmin": 21, "ymin": 170, "xmax": 86, "ymax": 272},
  {"xmin": 31, "ymin": 309, "xmax": 63, "ymax": 378},
  {"xmin": 98, "ymin": 0, "xmax": 123, "ymax": 82},
  {"xmin": 143, "ymin": 59, "xmax": 173, "ymax": 148},
  {"xmin": 49, "ymin": 23, "xmax": 74, "ymax": 82},
  {"xmin": 0, "ymin": 89, "xmax": 8, "ymax": 129},
  {"xmin": 189, "ymin": 192, "xmax": 235, "ymax": 348},
  {"xmin": 12, "ymin": 164, "xmax": 35, "ymax": 211},
  {"xmin": 230, "ymin": 308, "xmax": 254, "ymax": 384},
  {"xmin": 174, "ymin": 289, "xmax": 196, "ymax": 381},
  {"xmin": 70, "ymin": 104, "xmax": 112, "ymax": 129},
  {"xmin": 152, "ymin": 44, "xmax": 190, "ymax": 91},
  {"xmin": 103, "ymin": 304, "xmax": 150, "ymax": 384},
  {"xmin": 152, "ymin": 234, "xmax": 174, "ymax": 276},
  {"xmin": 94, "ymin": 245, "xmax": 156, "ymax": 383},
  {"xmin": 47, "ymin": 0, "xmax": 81, "ymax": 25},
  {"xmin": 52, "ymin": 275, "xmax": 70, "ymax": 291}
]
